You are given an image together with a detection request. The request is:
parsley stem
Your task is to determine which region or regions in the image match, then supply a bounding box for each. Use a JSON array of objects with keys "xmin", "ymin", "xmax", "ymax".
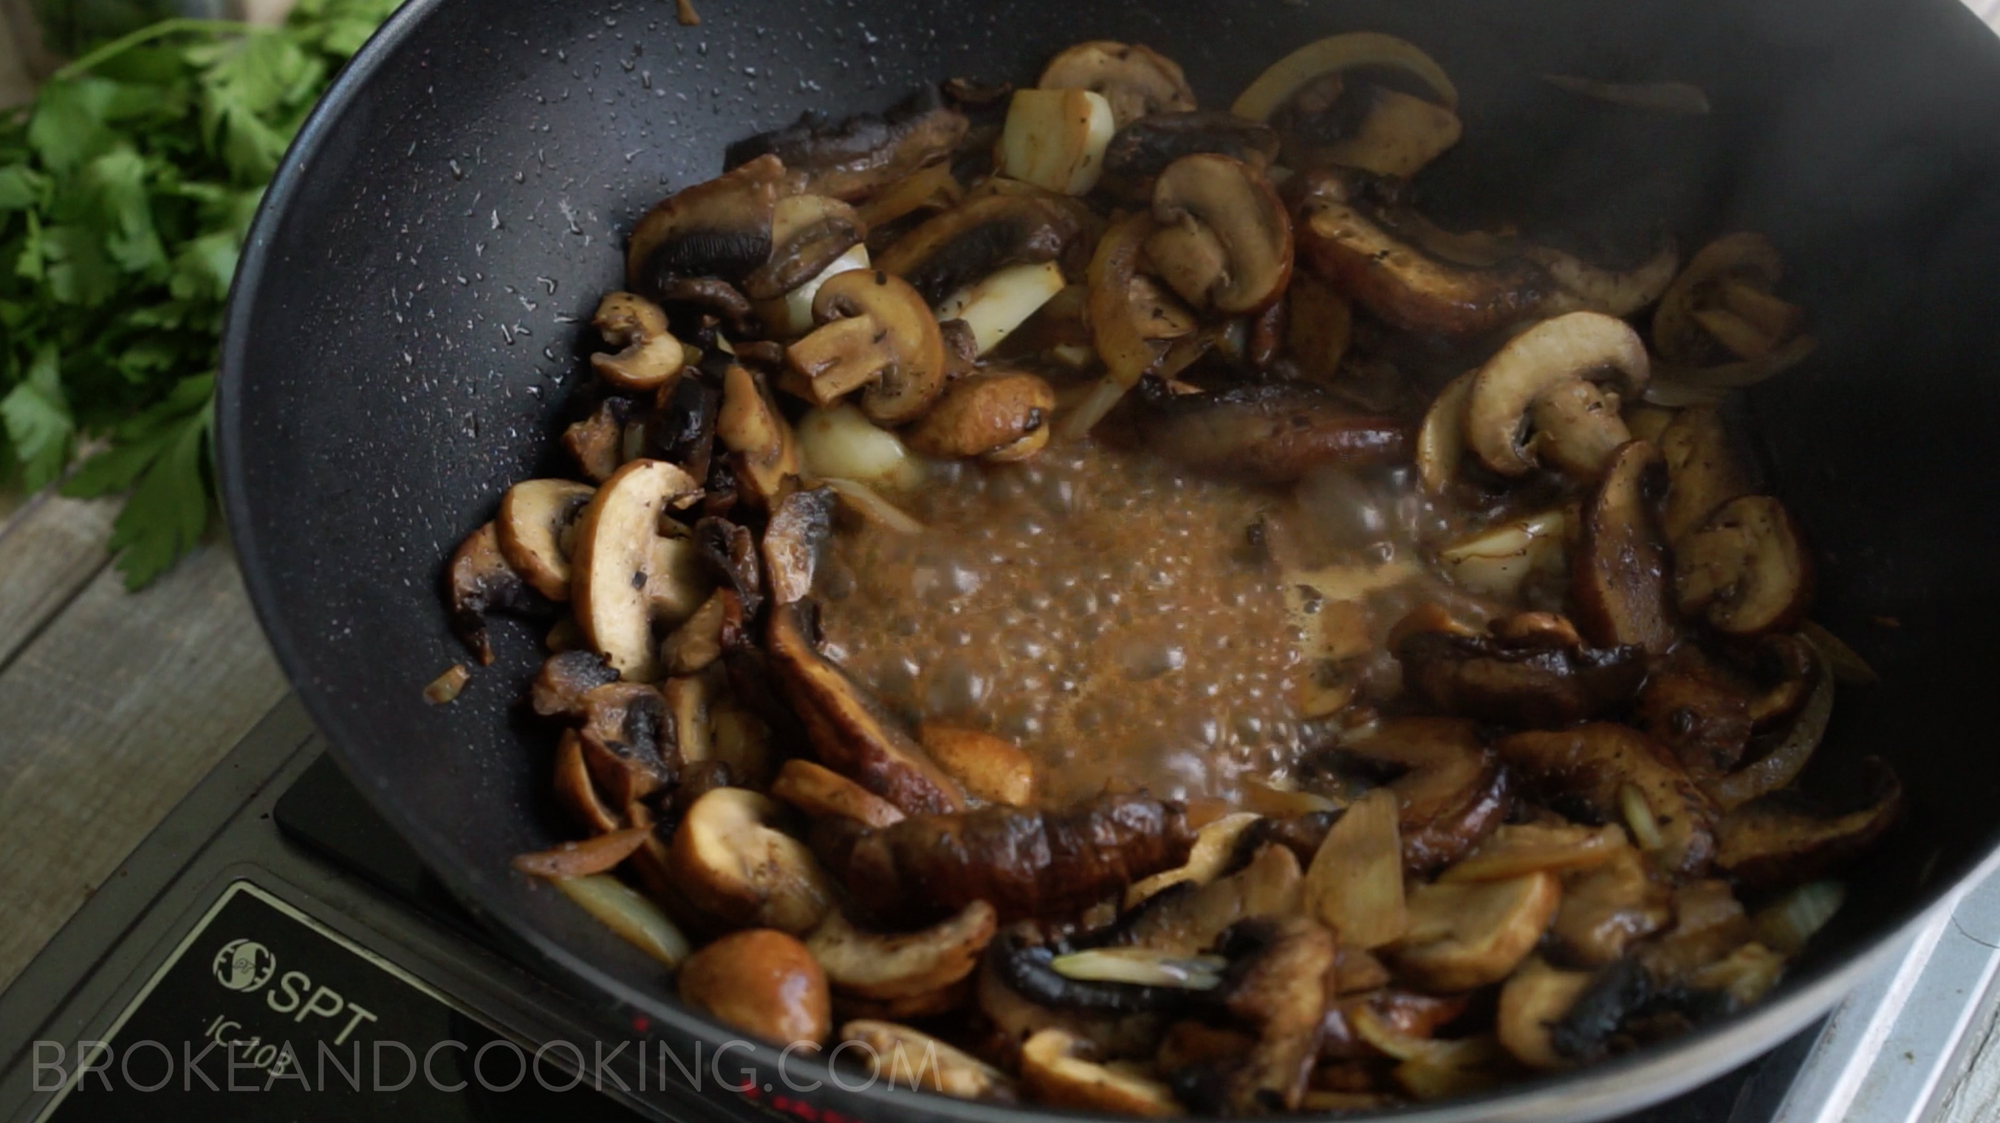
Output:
[{"xmin": 53, "ymin": 18, "xmax": 272, "ymax": 82}]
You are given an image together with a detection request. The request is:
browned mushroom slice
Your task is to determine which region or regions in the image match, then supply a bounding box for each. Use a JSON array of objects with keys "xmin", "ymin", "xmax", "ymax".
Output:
[
  {"xmin": 785, "ymin": 270, "xmax": 946, "ymax": 423},
  {"xmin": 575, "ymin": 681, "xmax": 677, "ymax": 807},
  {"xmin": 695, "ymin": 516, "xmax": 765, "ymax": 619},
  {"xmin": 1124, "ymin": 813, "xmax": 1263, "ymax": 908},
  {"xmin": 658, "ymin": 276, "xmax": 764, "ymax": 339},
  {"xmin": 1020, "ymin": 1028, "xmax": 1184, "ymax": 1116},
  {"xmin": 1462, "ymin": 312, "xmax": 1649, "ymax": 479},
  {"xmin": 562, "ymin": 396, "xmax": 631, "ymax": 484},
  {"xmin": 1675, "ymin": 496, "xmax": 1814, "ymax": 637},
  {"xmin": 1179, "ymin": 918, "xmax": 1336, "ymax": 1114},
  {"xmin": 1398, "ymin": 629, "xmax": 1646, "ymax": 729},
  {"xmin": 678, "ymin": 928, "xmax": 832, "ymax": 1046},
  {"xmin": 447, "ymin": 522, "xmax": 545, "ymax": 664},
  {"xmin": 570, "ymin": 459, "xmax": 705, "ymax": 680},
  {"xmin": 667, "ymin": 787, "xmax": 836, "ymax": 933},
  {"xmin": 1573, "ymin": 440, "xmax": 1680, "ymax": 655},
  {"xmin": 1389, "ymin": 872, "xmax": 1561, "ymax": 993},
  {"xmin": 1131, "ymin": 381, "xmax": 1407, "ymax": 484},
  {"xmin": 1526, "ymin": 241, "xmax": 1681, "ymax": 320},
  {"xmin": 1121, "ymin": 843, "xmax": 1306, "ymax": 957},
  {"xmin": 726, "ymin": 88, "xmax": 970, "ymax": 203},
  {"xmin": 1038, "ymin": 41, "xmax": 1197, "ymax": 128},
  {"xmin": 553, "ymin": 728, "xmax": 622, "ymax": 836},
  {"xmin": 1439, "ymin": 822, "xmax": 1627, "ymax": 884},
  {"xmin": 905, "ymin": 370, "xmax": 1057, "ymax": 462},
  {"xmin": 767, "ymin": 601, "xmax": 966, "ymax": 816},
  {"xmin": 717, "ymin": 363, "xmax": 800, "ymax": 511},
  {"xmin": 840, "ymin": 1020, "xmax": 1020, "ymax": 1101},
  {"xmin": 806, "ymin": 900, "xmax": 998, "ymax": 1000},
  {"xmin": 1635, "ymin": 878, "xmax": 1753, "ymax": 982},
  {"xmin": 529, "ymin": 650, "xmax": 621, "ymax": 718},
  {"xmin": 1549, "ymin": 847, "xmax": 1672, "ymax": 965},
  {"xmin": 1653, "ymin": 406, "xmax": 1754, "ymax": 544},
  {"xmin": 1496, "ymin": 724, "xmax": 1717, "ymax": 875},
  {"xmin": 823, "ymin": 793, "xmax": 1194, "ymax": 924},
  {"xmin": 876, "ymin": 190, "xmax": 1083, "ymax": 307},
  {"xmin": 917, "ymin": 723, "xmax": 1038, "ymax": 806},
  {"xmin": 1303, "ymin": 789, "xmax": 1406, "ymax": 950},
  {"xmin": 740, "ymin": 195, "xmax": 868, "ymax": 301},
  {"xmin": 495, "ymin": 479, "xmax": 596, "ymax": 601},
  {"xmin": 1635, "ymin": 655, "xmax": 1754, "ymax": 782},
  {"xmin": 1715, "ymin": 760, "xmax": 1902, "ymax": 891},
  {"xmin": 1296, "ymin": 186, "xmax": 1556, "ymax": 339},
  {"xmin": 1497, "ymin": 959, "xmax": 1596, "ymax": 1070},
  {"xmin": 1099, "ymin": 113, "xmax": 1280, "ymax": 203},
  {"xmin": 659, "ymin": 588, "xmax": 729, "ymax": 676},
  {"xmin": 771, "ymin": 758, "xmax": 907, "ymax": 829},
  {"xmin": 1146, "ymin": 155, "xmax": 1293, "ymax": 315},
  {"xmin": 1335, "ymin": 718, "xmax": 1511, "ymax": 873},
  {"xmin": 1321, "ymin": 990, "xmax": 1469, "ymax": 1061},
  {"xmin": 627, "ymin": 154, "xmax": 787, "ymax": 293},
  {"xmin": 590, "ymin": 292, "xmax": 686, "ymax": 393},
  {"xmin": 762, "ymin": 485, "xmax": 836, "ymax": 606}
]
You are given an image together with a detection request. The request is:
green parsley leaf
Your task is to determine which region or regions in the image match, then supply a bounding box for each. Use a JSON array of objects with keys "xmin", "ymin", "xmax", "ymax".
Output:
[{"xmin": 1, "ymin": 346, "xmax": 76, "ymax": 490}]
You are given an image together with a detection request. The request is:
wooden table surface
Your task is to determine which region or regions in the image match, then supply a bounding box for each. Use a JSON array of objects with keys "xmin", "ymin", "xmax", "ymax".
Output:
[{"xmin": 5, "ymin": 5, "xmax": 2000, "ymax": 1121}]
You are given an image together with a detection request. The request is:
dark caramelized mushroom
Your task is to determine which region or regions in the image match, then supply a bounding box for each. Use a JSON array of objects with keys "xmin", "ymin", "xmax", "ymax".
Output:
[
  {"xmin": 447, "ymin": 522, "xmax": 547, "ymax": 664},
  {"xmin": 1497, "ymin": 724, "xmax": 1718, "ymax": 876},
  {"xmin": 695, "ymin": 516, "xmax": 765, "ymax": 620},
  {"xmin": 1635, "ymin": 656, "xmax": 1754, "ymax": 781},
  {"xmin": 575, "ymin": 681, "xmax": 678, "ymax": 807},
  {"xmin": 742, "ymin": 195, "xmax": 868, "ymax": 301},
  {"xmin": 627, "ymin": 154, "xmax": 787, "ymax": 294},
  {"xmin": 876, "ymin": 191, "xmax": 1084, "ymax": 306},
  {"xmin": 1179, "ymin": 918, "xmax": 1336, "ymax": 1114},
  {"xmin": 1130, "ymin": 381, "xmax": 1407, "ymax": 484},
  {"xmin": 645, "ymin": 374, "xmax": 721, "ymax": 485},
  {"xmin": 1398, "ymin": 630, "xmax": 1647, "ymax": 728},
  {"xmin": 562, "ymin": 396, "xmax": 633, "ymax": 484},
  {"xmin": 1574, "ymin": 440, "xmax": 1680, "ymax": 655},
  {"xmin": 1147, "ymin": 154, "xmax": 1294, "ymax": 315},
  {"xmin": 529, "ymin": 650, "xmax": 622, "ymax": 718},
  {"xmin": 725, "ymin": 87, "xmax": 970, "ymax": 203},
  {"xmin": 762, "ymin": 485, "xmax": 837, "ymax": 606},
  {"xmin": 1100, "ymin": 113, "xmax": 1280, "ymax": 204},
  {"xmin": 1038, "ymin": 41, "xmax": 1197, "ymax": 128},
  {"xmin": 766, "ymin": 601, "xmax": 967, "ymax": 816},
  {"xmin": 825, "ymin": 793, "xmax": 1195, "ymax": 924},
  {"xmin": 1330, "ymin": 718, "xmax": 1513, "ymax": 873},
  {"xmin": 1714, "ymin": 760, "xmax": 1902, "ymax": 891},
  {"xmin": 986, "ymin": 927, "xmax": 1204, "ymax": 1014}
]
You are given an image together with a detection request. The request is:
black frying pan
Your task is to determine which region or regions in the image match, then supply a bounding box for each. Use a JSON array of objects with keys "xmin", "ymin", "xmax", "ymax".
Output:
[{"xmin": 215, "ymin": 0, "xmax": 2000, "ymax": 1118}]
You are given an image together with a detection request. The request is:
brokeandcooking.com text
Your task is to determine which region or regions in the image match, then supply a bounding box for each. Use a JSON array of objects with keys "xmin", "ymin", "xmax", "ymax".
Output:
[{"xmin": 32, "ymin": 1036, "xmax": 942, "ymax": 1096}]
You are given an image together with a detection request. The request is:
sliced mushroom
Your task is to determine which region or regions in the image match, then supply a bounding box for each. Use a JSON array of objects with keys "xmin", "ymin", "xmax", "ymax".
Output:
[
  {"xmin": 1303, "ymin": 789, "xmax": 1406, "ymax": 950},
  {"xmin": 840, "ymin": 1020, "xmax": 1020, "ymax": 1101},
  {"xmin": 905, "ymin": 370, "xmax": 1056, "ymax": 462},
  {"xmin": 771, "ymin": 758, "xmax": 907, "ymax": 829},
  {"xmin": 786, "ymin": 269, "xmax": 946, "ymax": 424},
  {"xmin": 658, "ymin": 276, "xmax": 763, "ymax": 339},
  {"xmin": 1462, "ymin": 312, "xmax": 1649, "ymax": 479},
  {"xmin": 877, "ymin": 190, "xmax": 1083, "ymax": 307},
  {"xmin": 562, "ymin": 396, "xmax": 632, "ymax": 484},
  {"xmin": 1710, "ymin": 645, "xmax": 1832, "ymax": 810},
  {"xmin": 1438, "ymin": 822, "xmax": 1626, "ymax": 884},
  {"xmin": 1550, "ymin": 847, "xmax": 1672, "ymax": 965},
  {"xmin": 495, "ymin": 480, "xmax": 596, "ymax": 602},
  {"xmin": 659, "ymin": 588, "xmax": 729, "ymax": 676},
  {"xmin": 447, "ymin": 521, "xmax": 545, "ymax": 664},
  {"xmin": 1146, "ymin": 154, "xmax": 1293, "ymax": 315},
  {"xmin": 977, "ymin": 948, "xmax": 1173, "ymax": 1060},
  {"xmin": 679, "ymin": 928, "xmax": 832, "ymax": 1046},
  {"xmin": 767, "ymin": 601, "xmax": 967, "ymax": 815},
  {"xmin": 726, "ymin": 87, "xmax": 970, "ymax": 203},
  {"xmin": 666, "ymin": 787, "xmax": 835, "ymax": 933},
  {"xmin": 717, "ymin": 363, "xmax": 800, "ymax": 510},
  {"xmin": 553, "ymin": 729, "xmax": 622, "ymax": 835},
  {"xmin": 1635, "ymin": 656, "xmax": 1754, "ymax": 782},
  {"xmin": 1637, "ymin": 878, "xmax": 1753, "ymax": 983},
  {"xmin": 806, "ymin": 900, "xmax": 997, "ymax": 999},
  {"xmin": 1657, "ymin": 405, "xmax": 1756, "ymax": 544},
  {"xmin": 916, "ymin": 723, "xmax": 1038, "ymax": 806},
  {"xmin": 1021, "ymin": 1028, "xmax": 1183, "ymax": 1116},
  {"xmin": 762, "ymin": 485, "xmax": 836, "ymax": 606},
  {"xmin": 741, "ymin": 194, "xmax": 868, "ymax": 301},
  {"xmin": 627, "ymin": 154, "xmax": 787, "ymax": 294},
  {"xmin": 1268, "ymin": 75, "xmax": 1462, "ymax": 179},
  {"xmin": 1079, "ymin": 213, "xmax": 1199, "ymax": 427},
  {"xmin": 1123, "ymin": 843, "xmax": 1306, "ymax": 958},
  {"xmin": 1496, "ymin": 724, "xmax": 1717, "ymax": 875},
  {"xmin": 1296, "ymin": 186, "xmax": 1555, "ymax": 339},
  {"xmin": 590, "ymin": 292, "xmax": 687, "ymax": 393},
  {"xmin": 825, "ymin": 793, "xmax": 1193, "ymax": 924},
  {"xmin": 531, "ymin": 650, "xmax": 622, "ymax": 719},
  {"xmin": 1497, "ymin": 959, "xmax": 1595, "ymax": 1070},
  {"xmin": 998, "ymin": 88, "xmax": 1117, "ymax": 195},
  {"xmin": 1131, "ymin": 381, "xmax": 1407, "ymax": 484},
  {"xmin": 1529, "ymin": 241, "xmax": 1681, "ymax": 320},
  {"xmin": 1100, "ymin": 112, "xmax": 1280, "ymax": 203},
  {"xmin": 1675, "ymin": 496, "xmax": 1814, "ymax": 637},
  {"xmin": 1398, "ymin": 628, "xmax": 1645, "ymax": 728},
  {"xmin": 646, "ymin": 373, "xmax": 721, "ymax": 488},
  {"xmin": 1124, "ymin": 812, "xmax": 1264, "ymax": 909},
  {"xmin": 835, "ymin": 978, "xmax": 978, "ymax": 1023},
  {"xmin": 570, "ymin": 459, "xmax": 705, "ymax": 681},
  {"xmin": 1321, "ymin": 990, "xmax": 1468, "ymax": 1061},
  {"xmin": 1181, "ymin": 918, "xmax": 1336, "ymax": 1114},
  {"xmin": 1389, "ymin": 872, "xmax": 1561, "ymax": 993},
  {"xmin": 1574, "ymin": 440, "xmax": 1680, "ymax": 654},
  {"xmin": 695, "ymin": 515, "xmax": 765, "ymax": 619},
  {"xmin": 576, "ymin": 681, "xmax": 677, "ymax": 807},
  {"xmin": 1038, "ymin": 41, "xmax": 1197, "ymax": 128},
  {"xmin": 1714, "ymin": 760, "xmax": 1902, "ymax": 891},
  {"xmin": 1336, "ymin": 718, "xmax": 1513, "ymax": 873}
]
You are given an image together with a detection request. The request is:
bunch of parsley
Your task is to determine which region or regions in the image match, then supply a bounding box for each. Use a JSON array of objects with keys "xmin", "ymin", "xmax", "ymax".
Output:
[{"xmin": 0, "ymin": 0, "xmax": 397, "ymax": 587}]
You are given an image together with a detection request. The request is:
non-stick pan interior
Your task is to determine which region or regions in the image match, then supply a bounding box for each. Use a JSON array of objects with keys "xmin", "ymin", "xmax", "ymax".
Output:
[{"xmin": 217, "ymin": 0, "xmax": 2000, "ymax": 1118}]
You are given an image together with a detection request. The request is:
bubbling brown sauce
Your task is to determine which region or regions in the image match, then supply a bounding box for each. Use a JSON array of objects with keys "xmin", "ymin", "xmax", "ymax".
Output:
[{"xmin": 815, "ymin": 436, "xmax": 1462, "ymax": 806}]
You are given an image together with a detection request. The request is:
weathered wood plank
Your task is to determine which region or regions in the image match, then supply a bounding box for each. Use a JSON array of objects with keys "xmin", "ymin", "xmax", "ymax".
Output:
[
  {"xmin": 0, "ymin": 535, "xmax": 287, "ymax": 992},
  {"xmin": 0, "ymin": 493, "xmax": 118, "ymax": 669}
]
